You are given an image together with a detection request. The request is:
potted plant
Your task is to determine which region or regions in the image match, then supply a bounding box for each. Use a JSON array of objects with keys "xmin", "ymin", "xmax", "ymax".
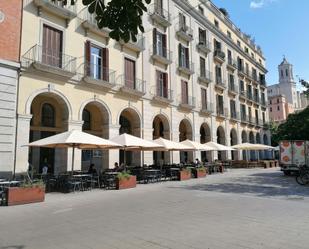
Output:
[
  {"xmin": 193, "ymin": 167, "xmax": 207, "ymax": 178},
  {"xmin": 116, "ymin": 171, "xmax": 136, "ymax": 190},
  {"xmin": 6, "ymin": 179, "xmax": 45, "ymax": 206},
  {"xmin": 178, "ymin": 168, "xmax": 191, "ymax": 181}
]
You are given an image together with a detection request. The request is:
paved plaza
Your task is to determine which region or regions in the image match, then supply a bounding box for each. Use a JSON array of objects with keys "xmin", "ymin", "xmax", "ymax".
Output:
[{"xmin": 1, "ymin": 168, "xmax": 309, "ymax": 249}]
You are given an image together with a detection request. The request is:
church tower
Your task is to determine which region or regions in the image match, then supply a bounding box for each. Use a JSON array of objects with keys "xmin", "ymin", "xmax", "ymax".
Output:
[{"xmin": 277, "ymin": 57, "xmax": 298, "ymax": 108}]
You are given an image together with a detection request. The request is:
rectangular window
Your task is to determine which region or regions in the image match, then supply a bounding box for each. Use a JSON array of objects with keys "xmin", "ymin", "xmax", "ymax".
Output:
[
  {"xmin": 198, "ymin": 28, "xmax": 206, "ymax": 44},
  {"xmin": 214, "ymin": 39, "xmax": 221, "ymax": 51},
  {"xmin": 248, "ymin": 107, "xmax": 252, "ymax": 121},
  {"xmin": 179, "ymin": 44, "xmax": 189, "ymax": 68},
  {"xmin": 198, "ymin": 6, "xmax": 204, "ymax": 15},
  {"xmin": 201, "ymin": 88, "xmax": 207, "ymax": 109},
  {"xmin": 200, "ymin": 57, "xmax": 206, "ymax": 77},
  {"xmin": 237, "ymin": 40, "xmax": 241, "ymax": 47},
  {"xmin": 227, "ymin": 50, "xmax": 232, "ymax": 64},
  {"xmin": 229, "ymin": 74, "xmax": 234, "ymax": 90},
  {"xmin": 155, "ymin": 0, "xmax": 163, "ymax": 15},
  {"xmin": 181, "ymin": 80, "xmax": 188, "ymax": 104},
  {"xmin": 217, "ymin": 95, "xmax": 224, "ymax": 115},
  {"xmin": 214, "ymin": 19, "xmax": 219, "ymax": 28},
  {"xmin": 227, "ymin": 31, "xmax": 231, "ymax": 38},
  {"xmin": 255, "ymin": 109, "xmax": 259, "ymax": 123},
  {"xmin": 239, "ymin": 80, "xmax": 245, "ymax": 93},
  {"xmin": 153, "ymin": 29, "xmax": 167, "ymax": 58},
  {"xmin": 179, "ymin": 13, "xmax": 186, "ymax": 29},
  {"xmin": 156, "ymin": 71, "xmax": 168, "ymax": 98},
  {"xmin": 237, "ymin": 57, "xmax": 243, "ymax": 71},
  {"xmin": 124, "ymin": 58, "xmax": 136, "ymax": 89},
  {"xmin": 240, "ymin": 104, "xmax": 246, "ymax": 119},
  {"xmin": 215, "ymin": 65, "xmax": 222, "ymax": 84},
  {"xmin": 230, "ymin": 100, "xmax": 236, "ymax": 117},
  {"xmin": 270, "ymin": 107, "xmax": 272, "ymax": 112},
  {"xmin": 277, "ymin": 106, "xmax": 280, "ymax": 111},
  {"xmin": 262, "ymin": 112, "xmax": 265, "ymax": 123},
  {"xmin": 42, "ymin": 24, "xmax": 63, "ymax": 68}
]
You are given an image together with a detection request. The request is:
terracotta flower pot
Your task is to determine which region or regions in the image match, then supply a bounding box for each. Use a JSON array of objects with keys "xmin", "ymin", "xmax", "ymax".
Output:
[
  {"xmin": 178, "ymin": 170, "xmax": 191, "ymax": 181},
  {"xmin": 194, "ymin": 170, "xmax": 207, "ymax": 178},
  {"xmin": 6, "ymin": 186, "xmax": 45, "ymax": 206},
  {"xmin": 116, "ymin": 175, "xmax": 136, "ymax": 190}
]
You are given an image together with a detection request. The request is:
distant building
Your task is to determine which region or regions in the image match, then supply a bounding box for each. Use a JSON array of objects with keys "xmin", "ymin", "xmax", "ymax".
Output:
[
  {"xmin": 267, "ymin": 58, "xmax": 308, "ymax": 122},
  {"xmin": 268, "ymin": 94, "xmax": 294, "ymax": 123}
]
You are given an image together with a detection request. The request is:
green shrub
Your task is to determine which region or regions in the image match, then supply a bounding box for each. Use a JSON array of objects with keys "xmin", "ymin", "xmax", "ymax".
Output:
[{"xmin": 116, "ymin": 171, "xmax": 132, "ymax": 181}]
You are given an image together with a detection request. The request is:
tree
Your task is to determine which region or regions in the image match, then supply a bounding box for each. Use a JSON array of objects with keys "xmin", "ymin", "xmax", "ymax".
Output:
[
  {"xmin": 56, "ymin": 0, "xmax": 151, "ymax": 42},
  {"xmin": 264, "ymin": 121, "xmax": 279, "ymax": 146},
  {"xmin": 270, "ymin": 107, "xmax": 309, "ymax": 144},
  {"xmin": 300, "ymin": 79, "xmax": 309, "ymax": 98}
]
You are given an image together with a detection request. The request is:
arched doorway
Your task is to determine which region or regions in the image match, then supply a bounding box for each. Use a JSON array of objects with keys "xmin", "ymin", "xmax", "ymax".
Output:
[
  {"xmin": 152, "ymin": 114, "xmax": 170, "ymax": 164},
  {"xmin": 29, "ymin": 93, "xmax": 69, "ymax": 174},
  {"xmin": 200, "ymin": 123, "xmax": 211, "ymax": 162},
  {"xmin": 230, "ymin": 128, "xmax": 238, "ymax": 160},
  {"xmin": 81, "ymin": 101, "xmax": 110, "ymax": 171},
  {"xmin": 249, "ymin": 131, "xmax": 255, "ymax": 160},
  {"xmin": 241, "ymin": 130, "xmax": 248, "ymax": 160},
  {"xmin": 119, "ymin": 108, "xmax": 141, "ymax": 166},
  {"xmin": 179, "ymin": 119, "xmax": 193, "ymax": 163},
  {"xmin": 217, "ymin": 126, "xmax": 226, "ymax": 160}
]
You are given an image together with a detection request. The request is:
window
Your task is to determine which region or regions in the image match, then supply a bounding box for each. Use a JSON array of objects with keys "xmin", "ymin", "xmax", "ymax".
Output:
[
  {"xmin": 178, "ymin": 43, "xmax": 189, "ymax": 68},
  {"xmin": 230, "ymin": 100, "xmax": 236, "ymax": 117},
  {"xmin": 262, "ymin": 112, "xmax": 265, "ymax": 123},
  {"xmin": 269, "ymin": 99, "xmax": 272, "ymax": 104},
  {"xmin": 237, "ymin": 57, "xmax": 243, "ymax": 71},
  {"xmin": 251, "ymin": 52, "xmax": 254, "ymax": 59},
  {"xmin": 198, "ymin": 28, "xmax": 207, "ymax": 44},
  {"xmin": 42, "ymin": 24, "xmax": 63, "ymax": 68},
  {"xmin": 229, "ymin": 74, "xmax": 234, "ymax": 89},
  {"xmin": 277, "ymin": 106, "xmax": 280, "ymax": 111},
  {"xmin": 198, "ymin": 6, "xmax": 204, "ymax": 15},
  {"xmin": 201, "ymin": 88, "xmax": 207, "ymax": 109},
  {"xmin": 270, "ymin": 107, "xmax": 272, "ymax": 112},
  {"xmin": 216, "ymin": 95, "xmax": 224, "ymax": 115},
  {"xmin": 237, "ymin": 40, "xmax": 241, "ymax": 47},
  {"xmin": 277, "ymin": 98, "xmax": 279, "ymax": 103},
  {"xmin": 227, "ymin": 31, "xmax": 231, "ymax": 38},
  {"xmin": 281, "ymin": 70, "xmax": 283, "ymax": 77},
  {"xmin": 255, "ymin": 109, "xmax": 259, "ymax": 123},
  {"xmin": 155, "ymin": 0, "xmax": 163, "ymax": 15},
  {"xmin": 156, "ymin": 71, "xmax": 168, "ymax": 98},
  {"xmin": 124, "ymin": 58, "xmax": 136, "ymax": 89},
  {"xmin": 179, "ymin": 13, "xmax": 186, "ymax": 30},
  {"xmin": 85, "ymin": 41, "xmax": 109, "ymax": 81},
  {"xmin": 245, "ymin": 47, "xmax": 249, "ymax": 53},
  {"xmin": 41, "ymin": 103, "xmax": 55, "ymax": 127},
  {"xmin": 239, "ymin": 80, "xmax": 245, "ymax": 93},
  {"xmin": 200, "ymin": 57, "xmax": 206, "ymax": 77},
  {"xmin": 181, "ymin": 80, "xmax": 188, "ymax": 104},
  {"xmin": 82, "ymin": 109, "xmax": 91, "ymax": 130},
  {"xmin": 286, "ymin": 69, "xmax": 288, "ymax": 77},
  {"xmin": 214, "ymin": 39, "xmax": 222, "ymax": 51},
  {"xmin": 215, "ymin": 65, "xmax": 222, "ymax": 84},
  {"xmin": 240, "ymin": 104, "xmax": 246, "ymax": 119},
  {"xmin": 214, "ymin": 19, "xmax": 219, "ymax": 28},
  {"xmin": 227, "ymin": 49, "xmax": 232, "ymax": 64},
  {"xmin": 248, "ymin": 107, "xmax": 252, "ymax": 121},
  {"xmin": 153, "ymin": 28, "xmax": 167, "ymax": 58}
]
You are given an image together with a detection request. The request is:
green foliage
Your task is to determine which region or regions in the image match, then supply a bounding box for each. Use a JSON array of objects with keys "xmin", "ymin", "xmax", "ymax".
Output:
[
  {"xmin": 300, "ymin": 79, "xmax": 309, "ymax": 98},
  {"xmin": 270, "ymin": 107, "xmax": 309, "ymax": 144},
  {"xmin": 196, "ymin": 167, "xmax": 206, "ymax": 172},
  {"xmin": 117, "ymin": 171, "xmax": 132, "ymax": 181},
  {"xmin": 56, "ymin": 0, "xmax": 151, "ymax": 42},
  {"xmin": 182, "ymin": 168, "xmax": 191, "ymax": 174},
  {"xmin": 264, "ymin": 121, "xmax": 279, "ymax": 146},
  {"xmin": 20, "ymin": 179, "xmax": 45, "ymax": 189}
]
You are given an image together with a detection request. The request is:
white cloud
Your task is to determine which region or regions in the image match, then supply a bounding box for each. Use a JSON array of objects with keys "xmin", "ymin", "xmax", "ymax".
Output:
[{"xmin": 250, "ymin": 0, "xmax": 278, "ymax": 9}]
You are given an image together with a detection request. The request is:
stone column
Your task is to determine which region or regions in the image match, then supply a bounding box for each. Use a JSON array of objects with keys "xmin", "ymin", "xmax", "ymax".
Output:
[
  {"xmin": 66, "ymin": 120, "xmax": 83, "ymax": 172},
  {"xmin": 15, "ymin": 114, "xmax": 32, "ymax": 175},
  {"xmin": 108, "ymin": 124, "xmax": 120, "ymax": 169},
  {"xmin": 171, "ymin": 131, "xmax": 180, "ymax": 164},
  {"xmin": 143, "ymin": 127, "xmax": 154, "ymax": 166}
]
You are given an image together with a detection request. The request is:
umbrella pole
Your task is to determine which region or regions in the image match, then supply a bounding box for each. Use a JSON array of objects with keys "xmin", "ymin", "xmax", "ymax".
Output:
[{"xmin": 71, "ymin": 145, "xmax": 75, "ymax": 175}]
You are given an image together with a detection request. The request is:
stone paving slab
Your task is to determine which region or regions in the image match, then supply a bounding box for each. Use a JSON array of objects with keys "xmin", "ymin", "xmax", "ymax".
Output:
[{"xmin": 0, "ymin": 168, "xmax": 309, "ymax": 249}]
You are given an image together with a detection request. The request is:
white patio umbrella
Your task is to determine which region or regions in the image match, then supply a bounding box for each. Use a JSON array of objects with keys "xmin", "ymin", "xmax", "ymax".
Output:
[
  {"xmin": 180, "ymin": 139, "xmax": 214, "ymax": 151},
  {"xmin": 205, "ymin": 141, "xmax": 234, "ymax": 151},
  {"xmin": 27, "ymin": 130, "xmax": 122, "ymax": 173},
  {"xmin": 153, "ymin": 138, "xmax": 193, "ymax": 151},
  {"xmin": 110, "ymin": 133, "xmax": 164, "ymax": 166}
]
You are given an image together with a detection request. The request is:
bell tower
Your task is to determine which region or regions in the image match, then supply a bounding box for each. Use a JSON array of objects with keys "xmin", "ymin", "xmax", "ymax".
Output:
[{"xmin": 278, "ymin": 57, "xmax": 295, "ymax": 85}]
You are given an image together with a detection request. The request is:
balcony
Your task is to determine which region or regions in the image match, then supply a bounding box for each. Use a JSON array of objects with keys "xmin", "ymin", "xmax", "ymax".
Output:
[
  {"xmin": 246, "ymin": 92, "xmax": 253, "ymax": 102},
  {"xmin": 118, "ymin": 75, "xmax": 146, "ymax": 97},
  {"xmin": 178, "ymin": 61, "xmax": 194, "ymax": 75},
  {"xmin": 216, "ymin": 107, "xmax": 228, "ymax": 119},
  {"xmin": 230, "ymin": 111, "xmax": 240, "ymax": 121},
  {"xmin": 178, "ymin": 96, "xmax": 196, "ymax": 110},
  {"xmin": 198, "ymin": 70, "xmax": 212, "ymax": 85},
  {"xmin": 238, "ymin": 66, "xmax": 246, "ymax": 77},
  {"xmin": 227, "ymin": 58, "xmax": 237, "ymax": 71},
  {"xmin": 82, "ymin": 63, "xmax": 116, "ymax": 89},
  {"xmin": 79, "ymin": 8, "xmax": 110, "ymax": 38},
  {"xmin": 119, "ymin": 34, "xmax": 145, "ymax": 52},
  {"xmin": 33, "ymin": 0, "xmax": 77, "ymax": 21},
  {"xmin": 248, "ymin": 116, "xmax": 255, "ymax": 126},
  {"xmin": 196, "ymin": 40, "xmax": 211, "ymax": 54},
  {"xmin": 259, "ymin": 78, "xmax": 267, "ymax": 88},
  {"xmin": 255, "ymin": 119, "xmax": 263, "ymax": 128},
  {"xmin": 148, "ymin": 4, "xmax": 171, "ymax": 27},
  {"xmin": 152, "ymin": 87, "xmax": 173, "ymax": 104},
  {"xmin": 175, "ymin": 23, "xmax": 193, "ymax": 42},
  {"xmin": 151, "ymin": 45, "xmax": 172, "ymax": 65},
  {"xmin": 200, "ymin": 102, "xmax": 214, "ymax": 116},
  {"xmin": 253, "ymin": 95, "xmax": 260, "ymax": 104},
  {"xmin": 228, "ymin": 82, "xmax": 238, "ymax": 95},
  {"xmin": 240, "ymin": 114, "xmax": 249, "ymax": 124},
  {"xmin": 213, "ymin": 50, "xmax": 225, "ymax": 64},
  {"xmin": 22, "ymin": 44, "xmax": 76, "ymax": 78},
  {"xmin": 215, "ymin": 76, "xmax": 226, "ymax": 90}
]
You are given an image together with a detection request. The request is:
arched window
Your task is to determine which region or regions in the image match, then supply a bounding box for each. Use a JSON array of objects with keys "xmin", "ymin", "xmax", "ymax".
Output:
[
  {"xmin": 82, "ymin": 109, "xmax": 91, "ymax": 130},
  {"xmin": 41, "ymin": 103, "xmax": 55, "ymax": 127}
]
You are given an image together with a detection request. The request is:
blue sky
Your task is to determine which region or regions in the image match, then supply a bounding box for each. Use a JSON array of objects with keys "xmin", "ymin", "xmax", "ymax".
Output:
[{"xmin": 211, "ymin": 0, "xmax": 309, "ymax": 88}]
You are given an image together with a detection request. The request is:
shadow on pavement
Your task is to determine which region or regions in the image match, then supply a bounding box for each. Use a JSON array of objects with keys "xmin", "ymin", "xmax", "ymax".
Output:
[
  {"xmin": 170, "ymin": 170, "xmax": 309, "ymax": 198},
  {"xmin": 0, "ymin": 246, "xmax": 25, "ymax": 249}
]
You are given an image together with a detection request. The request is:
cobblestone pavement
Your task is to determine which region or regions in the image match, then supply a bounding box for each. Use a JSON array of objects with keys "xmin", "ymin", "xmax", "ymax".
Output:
[{"xmin": 1, "ymin": 168, "xmax": 309, "ymax": 249}]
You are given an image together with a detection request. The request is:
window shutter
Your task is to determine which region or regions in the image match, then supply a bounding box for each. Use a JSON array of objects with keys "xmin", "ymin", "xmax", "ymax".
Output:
[
  {"xmin": 185, "ymin": 47, "xmax": 189, "ymax": 68},
  {"xmin": 178, "ymin": 43, "xmax": 182, "ymax": 66},
  {"xmin": 153, "ymin": 28, "xmax": 157, "ymax": 54},
  {"xmin": 102, "ymin": 48, "xmax": 109, "ymax": 81},
  {"xmin": 162, "ymin": 34, "xmax": 167, "ymax": 57},
  {"xmin": 201, "ymin": 89, "xmax": 206, "ymax": 109},
  {"xmin": 85, "ymin": 40, "xmax": 91, "ymax": 76},
  {"xmin": 163, "ymin": 73, "xmax": 168, "ymax": 98},
  {"xmin": 156, "ymin": 70, "xmax": 160, "ymax": 96}
]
